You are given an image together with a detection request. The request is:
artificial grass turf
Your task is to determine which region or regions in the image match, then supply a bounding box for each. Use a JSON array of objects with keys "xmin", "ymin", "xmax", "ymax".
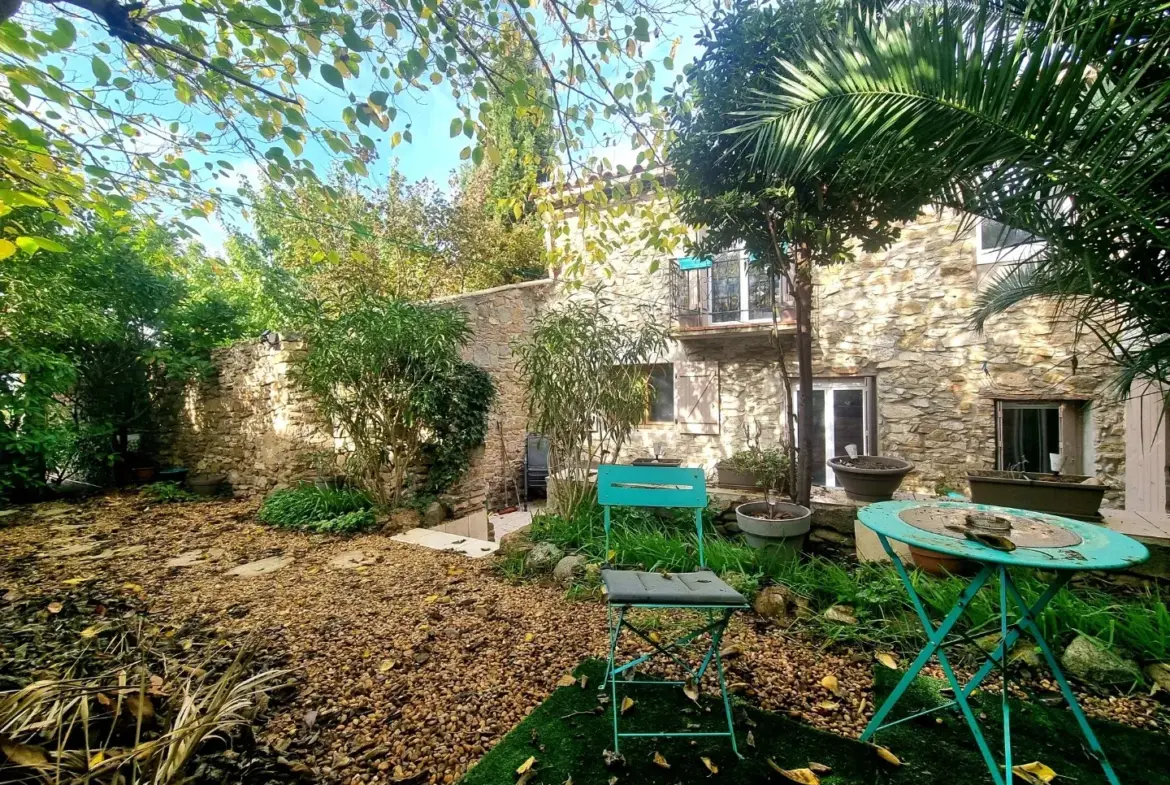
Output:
[{"xmin": 458, "ymin": 660, "xmax": 1170, "ymax": 784}]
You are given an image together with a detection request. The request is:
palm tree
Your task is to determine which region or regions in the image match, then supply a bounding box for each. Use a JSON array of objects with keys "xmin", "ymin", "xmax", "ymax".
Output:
[{"xmin": 733, "ymin": 0, "xmax": 1170, "ymax": 392}]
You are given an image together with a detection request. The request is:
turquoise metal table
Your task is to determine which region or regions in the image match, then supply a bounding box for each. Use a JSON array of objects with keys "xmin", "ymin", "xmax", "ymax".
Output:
[{"xmin": 858, "ymin": 500, "xmax": 1149, "ymax": 785}]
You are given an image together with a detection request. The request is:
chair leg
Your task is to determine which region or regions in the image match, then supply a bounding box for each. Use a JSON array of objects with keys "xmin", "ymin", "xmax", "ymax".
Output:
[{"xmin": 606, "ymin": 606, "xmax": 626, "ymax": 754}]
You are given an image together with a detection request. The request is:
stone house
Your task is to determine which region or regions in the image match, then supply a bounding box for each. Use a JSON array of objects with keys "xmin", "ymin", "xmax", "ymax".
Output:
[{"xmin": 550, "ymin": 203, "xmax": 1168, "ymax": 513}]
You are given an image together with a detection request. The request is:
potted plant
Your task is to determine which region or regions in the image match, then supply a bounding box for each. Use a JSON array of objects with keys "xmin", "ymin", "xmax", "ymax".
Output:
[
  {"xmin": 827, "ymin": 448, "xmax": 915, "ymax": 502},
  {"xmin": 717, "ymin": 448, "xmax": 767, "ymax": 489},
  {"xmin": 187, "ymin": 474, "xmax": 226, "ymax": 497},
  {"xmin": 967, "ymin": 468, "xmax": 1110, "ymax": 521},
  {"xmin": 732, "ymin": 448, "xmax": 811, "ymax": 553}
]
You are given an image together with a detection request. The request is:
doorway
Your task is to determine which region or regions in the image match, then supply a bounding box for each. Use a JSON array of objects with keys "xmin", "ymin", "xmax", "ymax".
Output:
[{"xmin": 794, "ymin": 378, "xmax": 874, "ymax": 487}]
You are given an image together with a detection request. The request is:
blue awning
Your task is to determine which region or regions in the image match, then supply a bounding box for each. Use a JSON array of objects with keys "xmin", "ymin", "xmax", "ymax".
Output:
[{"xmin": 677, "ymin": 256, "xmax": 712, "ymax": 270}]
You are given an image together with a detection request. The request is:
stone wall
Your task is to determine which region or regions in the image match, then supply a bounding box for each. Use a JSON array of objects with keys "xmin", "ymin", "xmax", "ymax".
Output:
[
  {"xmin": 161, "ymin": 280, "xmax": 553, "ymax": 514},
  {"xmin": 555, "ymin": 205, "xmax": 1127, "ymax": 503}
]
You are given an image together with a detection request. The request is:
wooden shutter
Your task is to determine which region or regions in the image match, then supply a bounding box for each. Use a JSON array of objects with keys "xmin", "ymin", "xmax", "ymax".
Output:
[
  {"xmin": 675, "ymin": 362, "xmax": 720, "ymax": 435},
  {"xmin": 1059, "ymin": 402, "xmax": 1083, "ymax": 475},
  {"xmin": 1125, "ymin": 379, "xmax": 1167, "ymax": 512}
]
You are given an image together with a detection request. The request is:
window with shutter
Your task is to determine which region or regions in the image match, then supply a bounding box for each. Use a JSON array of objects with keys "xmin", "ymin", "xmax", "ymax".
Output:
[{"xmin": 675, "ymin": 362, "xmax": 720, "ymax": 435}]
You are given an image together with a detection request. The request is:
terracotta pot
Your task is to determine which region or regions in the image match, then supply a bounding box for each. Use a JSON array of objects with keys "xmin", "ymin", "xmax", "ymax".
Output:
[
  {"xmin": 735, "ymin": 501, "xmax": 812, "ymax": 554},
  {"xmin": 908, "ymin": 545, "xmax": 971, "ymax": 576},
  {"xmin": 132, "ymin": 466, "xmax": 156, "ymax": 483},
  {"xmin": 827, "ymin": 456, "xmax": 914, "ymax": 502}
]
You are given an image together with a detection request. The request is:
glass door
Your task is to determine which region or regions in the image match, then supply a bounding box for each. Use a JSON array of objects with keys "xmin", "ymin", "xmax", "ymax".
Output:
[{"xmin": 793, "ymin": 379, "xmax": 871, "ymax": 487}]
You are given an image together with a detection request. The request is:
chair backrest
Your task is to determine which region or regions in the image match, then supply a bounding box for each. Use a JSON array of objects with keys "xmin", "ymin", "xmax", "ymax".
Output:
[{"xmin": 597, "ymin": 464, "xmax": 709, "ymax": 568}]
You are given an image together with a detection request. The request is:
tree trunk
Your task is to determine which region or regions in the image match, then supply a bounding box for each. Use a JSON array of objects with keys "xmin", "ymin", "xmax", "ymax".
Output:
[
  {"xmin": 771, "ymin": 277, "xmax": 797, "ymax": 500},
  {"xmin": 793, "ymin": 247, "xmax": 815, "ymax": 508}
]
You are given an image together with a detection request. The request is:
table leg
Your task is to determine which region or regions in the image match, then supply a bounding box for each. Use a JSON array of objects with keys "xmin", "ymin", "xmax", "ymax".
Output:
[
  {"xmin": 1003, "ymin": 573, "xmax": 1121, "ymax": 785},
  {"xmin": 998, "ymin": 566, "xmax": 1011, "ymax": 779},
  {"xmin": 863, "ymin": 536, "xmax": 1005, "ymax": 784}
]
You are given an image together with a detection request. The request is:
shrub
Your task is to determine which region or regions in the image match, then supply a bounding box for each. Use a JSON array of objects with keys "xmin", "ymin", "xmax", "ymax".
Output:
[
  {"xmin": 257, "ymin": 484, "xmax": 377, "ymax": 534},
  {"xmin": 140, "ymin": 482, "xmax": 199, "ymax": 503},
  {"xmin": 723, "ymin": 446, "xmax": 791, "ymax": 498}
]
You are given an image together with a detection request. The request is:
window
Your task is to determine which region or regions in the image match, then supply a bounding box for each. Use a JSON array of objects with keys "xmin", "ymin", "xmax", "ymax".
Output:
[
  {"xmin": 975, "ymin": 219, "xmax": 1045, "ymax": 285},
  {"xmin": 996, "ymin": 400, "xmax": 1087, "ymax": 474},
  {"xmin": 709, "ymin": 249, "xmax": 777, "ymax": 324},
  {"xmin": 646, "ymin": 364, "xmax": 674, "ymax": 423}
]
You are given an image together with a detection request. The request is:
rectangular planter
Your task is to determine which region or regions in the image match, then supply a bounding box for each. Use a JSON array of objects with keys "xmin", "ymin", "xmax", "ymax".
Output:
[
  {"xmin": 967, "ymin": 470, "xmax": 1108, "ymax": 521},
  {"xmin": 715, "ymin": 463, "xmax": 762, "ymax": 490}
]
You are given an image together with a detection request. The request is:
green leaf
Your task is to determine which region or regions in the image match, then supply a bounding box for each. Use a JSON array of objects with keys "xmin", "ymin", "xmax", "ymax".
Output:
[
  {"xmin": 91, "ymin": 57, "xmax": 112, "ymax": 85},
  {"xmin": 52, "ymin": 19, "xmax": 76, "ymax": 49},
  {"xmin": 369, "ymin": 90, "xmax": 389, "ymax": 107},
  {"xmin": 320, "ymin": 64, "xmax": 345, "ymax": 90},
  {"xmin": 15, "ymin": 236, "xmax": 68, "ymax": 255},
  {"xmin": 179, "ymin": 3, "xmax": 206, "ymax": 21},
  {"xmin": 450, "ymin": 118, "xmax": 462, "ymax": 137}
]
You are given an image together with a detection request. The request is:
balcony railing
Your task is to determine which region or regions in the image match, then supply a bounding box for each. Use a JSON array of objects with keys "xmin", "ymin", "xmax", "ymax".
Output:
[{"xmin": 669, "ymin": 252, "xmax": 795, "ymax": 332}]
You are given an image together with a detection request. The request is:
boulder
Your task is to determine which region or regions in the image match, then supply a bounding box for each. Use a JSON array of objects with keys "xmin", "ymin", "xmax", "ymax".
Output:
[
  {"xmin": 525, "ymin": 541, "xmax": 564, "ymax": 572},
  {"xmin": 423, "ymin": 501, "xmax": 448, "ymax": 528},
  {"xmin": 553, "ymin": 554, "xmax": 589, "ymax": 586},
  {"xmin": 753, "ymin": 585, "xmax": 808, "ymax": 626},
  {"xmin": 1061, "ymin": 634, "xmax": 1141, "ymax": 686}
]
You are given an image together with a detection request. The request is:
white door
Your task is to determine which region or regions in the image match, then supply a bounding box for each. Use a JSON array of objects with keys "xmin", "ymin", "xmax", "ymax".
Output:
[{"xmin": 793, "ymin": 378, "xmax": 872, "ymax": 487}]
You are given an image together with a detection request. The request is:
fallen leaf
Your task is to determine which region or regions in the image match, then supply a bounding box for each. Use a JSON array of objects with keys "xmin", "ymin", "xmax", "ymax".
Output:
[
  {"xmin": 876, "ymin": 652, "xmax": 899, "ymax": 670},
  {"xmin": 62, "ymin": 576, "xmax": 91, "ymax": 585},
  {"xmin": 1, "ymin": 740, "xmax": 49, "ymax": 767},
  {"xmin": 122, "ymin": 582, "xmax": 144, "ymax": 594},
  {"xmin": 79, "ymin": 624, "xmax": 107, "ymax": 639},
  {"xmin": 516, "ymin": 756, "xmax": 536, "ymax": 775},
  {"xmin": 820, "ymin": 674, "xmax": 841, "ymax": 697},
  {"xmin": 557, "ymin": 674, "xmax": 578, "ymax": 688},
  {"xmin": 88, "ymin": 750, "xmax": 105, "ymax": 768},
  {"xmin": 808, "ymin": 762, "xmax": 832, "ymax": 775},
  {"xmin": 1011, "ymin": 761, "xmax": 1057, "ymax": 785},
  {"xmin": 648, "ymin": 631, "xmax": 662, "ymax": 644},
  {"xmin": 608, "ymin": 779, "xmax": 618, "ymax": 785},
  {"xmin": 424, "ymin": 594, "xmax": 438, "ymax": 604},
  {"xmin": 46, "ymin": 601, "xmax": 63, "ymax": 614},
  {"xmin": 815, "ymin": 700, "xmax": 839, "ymax": 711},
  {"xmin": 683, "ymin": 679, "xmax": 700, "ymax": 704},
  {"xmin": 606, "ymin": 550, "xmax": 617, "ymax": 561},
  {"xmin": 563, "ymin": 777, "xmax": 572, "ymax": 785},
  {"xmin": 700, "ymin": 756, "xmax": 718, "ymax": 774},
  {"xmin": 578, "ymin": 675, "xmax": 589, "ymax": 689},
  {"xmin": 824, "ymin": 605, "xmax": 858, "ymax": 624},
  {"xmin": 124, "ymin": 692, "xmax": 154, "ymax": 721},
  {"xmin": 378, "ymin": 659, "xmax": 396, "ymax": 673},
  {"xmin": 767, "ymin": 763, "xmax": 820, "ymax": 785},
  {"xmin": 619, "ymin": 696, "xmax": 635, "ymax": 715},
  {"xmin": 873, "ymin": 745, "xmax": 901, "ymax": 767},
  {"xmin": 720, "ymin": 645, "xmax": 743, "ymax": 659},
  {"xmin": 304, "ymin": 709, "xmax": 318, "ymax": 729},
  {"xmin": 524, "ymin": 632, "xmax": 534, "ymax": 643},
  {"xmin": 652, "ymin": 751, "xmax": 670, "ymax": 769},
  {"xmin": 1145, "ymin": 663, "xmax": 1170, "ymax": 694},
  {"xmin": 602, "ymin": 749, "xmax": 624, "ymax": 767},
  {"xmin": 746, "ymin": 730, "xmax": 755, "ymax": 748}
]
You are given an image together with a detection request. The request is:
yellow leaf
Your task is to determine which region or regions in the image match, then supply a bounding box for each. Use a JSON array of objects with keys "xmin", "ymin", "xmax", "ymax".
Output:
[
  {"xmin": 683, "ymin": 679, "xmax": 700, "ymax": 704},
  {"xmin": 648, "ymin": 631, "xmax": 661, "ymax": 643},
  {"xmin": 1012, "ymin": 762, "xmax": 1057, "ymax": 785},
  {"xmin": 816, "ymin": 701, "xmax": 839, "ymax": 710},
  {"xmin": 606, "ymin": 550, "xmax": 617, "ymax": 561},
  {"xmin": 767, "ymin": 763, "xmax": 820, "ymax": 785},
  {"xmin": 46, "ymin": 601, "xmax": 63, "ymax": 614},
  {"xmin": 876, "ymin": 652, "xmax": 899, "ymax": 670},
  {"xmin": 80, "ymin": 624, "xmax": 106, "ymax": 639},
  {"xmin": 88, "ymin": 750, "xmax": 105, "ymax": 768},
  {"xmin": 620, "ymin": 696, "xmax": 635, "ymax": 715},
  {"xmin": 378, "ymin": 660, "xmax": 396, "ymax": 673},
  {"xmin": 125, "ymin": 692, "xmax": 154, "ymax": 721},
  {"xmin": 516, "ymin": 756, "xmax": 536, "ymax": 775},
  {"xmin": 122, "ymin": 582, "xmax": 144, "ymax": 594},
  {"xmin": 0, "ymin": 239, "xmax": 16, "ymax": 260},
  {"xmin": 700, "ymin": 755, "xmax": 718, "ymax": 774},
  {"xmin": 424, "ymin": 594, "xmax": 438, "ymax": 604},
  {"xmin": 820, "ymin": 674, "xmax": 841, "ymax": 696},
  {"xmin": 652, "ymin": 751, "xmax": 670, "ymax": 769},
  {"xmin": 1, "ymin": 740, "xmax": 48, "ymax": 768},
  {"xmin": 62, "ymin": 576, "xmax": 91, "ymax": 586},
  {"xmin": 746, "ymin": 730, "xmax": 755, "ymax": 748},
  {"xmin": 873, "ymin": 745, "xmax": 901, "ymax": 767},
  {"xmin": 524, "ymin": 632, "xmax": 534, "ymax": 643},
  {"xmin": 557, "ymin": 674, "xmax": 577, "ymax": 688}
]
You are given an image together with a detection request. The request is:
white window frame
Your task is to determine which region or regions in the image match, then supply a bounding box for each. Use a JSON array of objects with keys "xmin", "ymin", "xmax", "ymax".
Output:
[
  {"xmin": 975, "ymin": 218, "xmax": 1046, "ymax": 287},
  {"xmin": 792, "ymin": 378, "xmax": 873, "ymax": 488},
  {"xmin": 709, "ymin": 248, "xmax": 775, "ymax": 326}
]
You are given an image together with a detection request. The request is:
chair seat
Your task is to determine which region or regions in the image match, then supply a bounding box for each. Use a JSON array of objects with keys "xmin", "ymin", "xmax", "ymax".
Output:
[{"xmin": 602, "ymin": 569, "xmax": 747, "ymax": 606}]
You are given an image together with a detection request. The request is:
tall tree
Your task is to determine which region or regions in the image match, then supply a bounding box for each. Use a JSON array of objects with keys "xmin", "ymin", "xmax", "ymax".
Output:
[
  {"xmin": 736, "ymin": 0, "xmax": 1170, "ymax": 392},
  {"xmin": 669, "ymin": 0, "xmax": 918, "ymax": 505}
]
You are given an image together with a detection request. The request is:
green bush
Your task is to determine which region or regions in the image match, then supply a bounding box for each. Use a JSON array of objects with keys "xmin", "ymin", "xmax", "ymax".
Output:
[
  {"xmin": 524, "ymin": 501, "xmax": 1170, "ymax": 662},
  {"xmin": 140, "ymin": 482, "xmax": 199, "ymax": 503},
  {"xmin": 257, "ymin": 484, "xmax": 377, "ymax": 534}
]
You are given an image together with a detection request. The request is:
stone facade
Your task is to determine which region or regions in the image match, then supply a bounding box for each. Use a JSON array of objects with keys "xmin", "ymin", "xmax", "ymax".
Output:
[
  {"xmin": 554, "ymin": 207, "xmax": 1127, "ymax": 504},
  {"xmin": 160, "ymin": 280, "xmax": 552, "ymax": 515}
]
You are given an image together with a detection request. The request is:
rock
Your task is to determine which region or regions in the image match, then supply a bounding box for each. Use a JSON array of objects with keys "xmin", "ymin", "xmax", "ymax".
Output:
[
  {"xmin": 525, "ymin": 541, "xmax": 564, "ymax": 572},
  {"xmin": 810, "ymin": 528, "xmax": 854, "ymax": 546},
  {"xmin": 552, "ymin": 554, "xmax": 588, "ymax": 586},
  {"xmin": 824, "ymin": 604, "xmax": 859, "ymax": 625},
  {"xmin": 389, "ymin": 508, "xmax": 422, "ymax": 532},
  {"xmin": 975, "ymin": 633, "xmax": 1042, "ymax": 668},
  {"xmin": 330, "ymin": 550, "xmax": 374, "ymax": 570},
  {"xmin": 166, "ymin": 550, "xmax": 206, "ymax": 568},
  {"xmin": 423, "ymin": 502, "xmax": 447, "ymax": 528},
  {"xmin": 754, "ymin": 585, "xmax": 803, "ymax": 626},
  {"xmin": 1144, "ymin": 663, "xmax": 1170, "ymax": 694},
  {"xmin": 225, "ymin": 555, "xmax": 294, "ymax": 578},
  {"xmin": 1061, "ymin": 634, "xmax": 1141, "ymax": 685}
]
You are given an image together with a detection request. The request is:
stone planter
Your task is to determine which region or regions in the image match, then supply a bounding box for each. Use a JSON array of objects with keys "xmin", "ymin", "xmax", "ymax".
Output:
[
  {"xmin": 735, "ymin": 501, "xmax": 812, "ymax": 554},
  {"xmin": 967, "ymin": 470, "xmax": 1109, "ymax": 521},
  {"xmin": 157, "ymin": 467, "xmax": 188, "ymax": 485},
  {"xmin": 188, "ymin": 474, "xmax": 226, "ymax": 497},
  {"xmin": 827, "ymin": 456, "xmax": 914, "ymax": 502},
  {"xmin": 716, "ymin": 462, "xmax": 761, "ymax": 490}
]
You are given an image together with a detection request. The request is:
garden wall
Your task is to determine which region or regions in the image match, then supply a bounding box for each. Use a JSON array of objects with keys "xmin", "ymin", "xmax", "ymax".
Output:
[{"xmin": 160, "ymin": 279, "xmax": 553, "ymax": 515}]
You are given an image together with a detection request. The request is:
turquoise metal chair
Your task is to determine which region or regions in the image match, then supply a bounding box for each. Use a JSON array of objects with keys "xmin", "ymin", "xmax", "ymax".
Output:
[{"xmin": 597, "ymin": 464, "xmax": 749, "ymax": 756}]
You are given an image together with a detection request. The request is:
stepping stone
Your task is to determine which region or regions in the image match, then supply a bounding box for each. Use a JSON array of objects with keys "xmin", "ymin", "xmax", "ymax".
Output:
[
  {"xmin": 225, "ymin": 555, "xmax": 293, "ymax": 577},
  {"xmin": 42, "ymin": 541, "xmax": 102, "ymax": 557},
  {"xmin": 329, "ymin": 550, "xmax": 374, "ymax": 570},
  {"xmin": 0, "ymin": 509, "xmax": 19, "ymax": 519},
  {"xmin": 206, "ymin": 548, "xmax": 227, "ymax": 561},
  {"xmin": 391, "ymin": 528, "xmax": 499, "ymax": 558},
  {"xmin": 167, "ymin": 550, "xmax": 206, "ymax": 568}
]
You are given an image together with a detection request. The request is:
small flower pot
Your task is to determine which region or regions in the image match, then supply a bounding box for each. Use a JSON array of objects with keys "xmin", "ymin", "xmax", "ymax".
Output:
[
  {"xmin": 827, "ymin": 456, "xmax": 914, "ymax": 502},
  {"xmin": 735, "ymin": 501, "xmax": 812, "ymax": 554},
  {"xmin": 908, "ymin": 545, "xmax": 971, "ymax": 576},
  {"xmin": 187, "ymin": 474, "xmax": 226, "ymax": 497}
]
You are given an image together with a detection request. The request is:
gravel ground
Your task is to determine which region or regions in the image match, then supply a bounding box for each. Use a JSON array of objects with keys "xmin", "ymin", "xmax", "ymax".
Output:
[{"xmin": 1, "ymin": 493, "xmax": 1165, "ymax": 784}]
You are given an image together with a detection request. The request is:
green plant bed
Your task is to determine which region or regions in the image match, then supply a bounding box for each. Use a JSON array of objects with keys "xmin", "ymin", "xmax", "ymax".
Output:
[
  {"xmin": 257, "ymin": 483, "xmax": 377, "ymax": 534},
  {"xmin": 139, "ymin": 481, "xmax": 199, "ymax": 503},
  {"xmin": 459, "ymin": 660, "xmax": 1170, "ymax": 785}
]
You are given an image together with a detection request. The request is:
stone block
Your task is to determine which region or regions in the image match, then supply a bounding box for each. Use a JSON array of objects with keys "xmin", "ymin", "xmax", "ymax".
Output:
[{"xmin": 854, "ymin": 519, "xmax": 913, "ymax": 563}]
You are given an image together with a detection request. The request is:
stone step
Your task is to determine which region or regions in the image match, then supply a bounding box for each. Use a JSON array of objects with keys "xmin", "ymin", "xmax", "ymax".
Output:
[{"xmin": 391, "ymin": 528, "xmax": 499, "ymax": 558}]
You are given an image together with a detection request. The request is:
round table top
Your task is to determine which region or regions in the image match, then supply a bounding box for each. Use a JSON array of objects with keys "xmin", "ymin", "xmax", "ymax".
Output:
[{"xmin": 858, "ymin": 500, "xmax": 1150, "ymax": 571}]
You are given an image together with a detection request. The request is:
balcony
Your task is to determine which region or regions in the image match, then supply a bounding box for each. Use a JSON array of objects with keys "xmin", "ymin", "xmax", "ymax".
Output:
[{"xmin": 669, "ymin": 250, "xmax": 795, "ymax": 339}]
